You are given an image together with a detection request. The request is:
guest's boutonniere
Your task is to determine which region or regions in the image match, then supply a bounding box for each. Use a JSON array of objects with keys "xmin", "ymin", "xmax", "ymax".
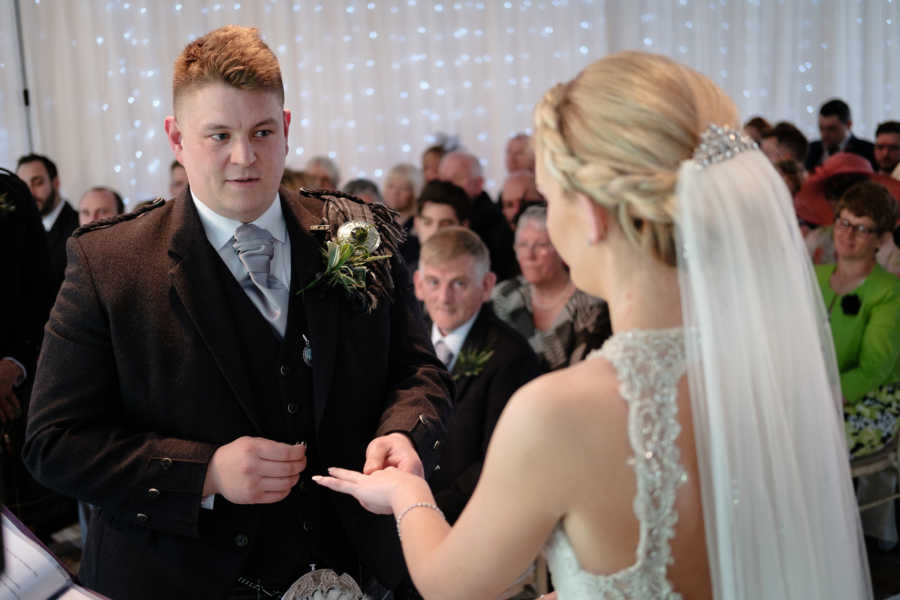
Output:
[
  {"xmin": 299, "ymin": 221, "xmax": 392, "ymax": 308},
  {"xmin": 0, "ymin": 193, "xmax": 15, "ymax": 217},
  {"xmin": 453, "ymin": 348, "xmax": 494, "ymax": 380},
  {"xmin": 841, "ymin": 294, "xmax": 861, "ymax": 316}
]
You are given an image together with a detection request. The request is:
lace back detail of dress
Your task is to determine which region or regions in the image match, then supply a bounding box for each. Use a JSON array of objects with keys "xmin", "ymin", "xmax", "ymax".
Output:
[{"xmin": 545, "ymin": 328, "xmax": 688, "ymax": 599}]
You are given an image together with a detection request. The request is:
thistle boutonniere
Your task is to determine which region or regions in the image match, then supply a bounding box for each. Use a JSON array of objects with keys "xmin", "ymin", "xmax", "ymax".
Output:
[
  {"xmin": 0, "ymin": 193, "xmax": 15, "ymax": 217},
  {"xmin": 453, "ymin": 348, "xmax": 494, "ymax": 380},
  {"xmin": 841, "ymin": 293, "xmax": 861, "ymax": 316},
  {"xmin": 299, "ymin": 221, "xmax": 392, "ymax": 309}
]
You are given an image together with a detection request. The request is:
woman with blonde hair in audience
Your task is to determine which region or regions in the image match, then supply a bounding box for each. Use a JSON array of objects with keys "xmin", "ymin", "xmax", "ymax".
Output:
[
  {"xmin": 315, "ymin": 51, "xmax": 871, "ymax": 599},
  {"xmin": 384, "ymin": 164, "xmax": 423, "ymax": 227},
  {"xmin": 492, "ymin": 204, "xmax": 611, "ymax": 371},
  {"xmin": 383, "ymin": 163, "xmax": 424, "ymax": 265}
]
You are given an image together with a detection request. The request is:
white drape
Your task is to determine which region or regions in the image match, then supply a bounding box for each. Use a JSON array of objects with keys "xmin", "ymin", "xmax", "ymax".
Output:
[{"xmin": 2, "ymin": 0, "xmax": 898, "ymax": 206}]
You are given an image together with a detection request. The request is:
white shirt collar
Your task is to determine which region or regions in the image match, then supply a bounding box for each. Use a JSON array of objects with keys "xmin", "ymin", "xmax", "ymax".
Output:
[
  {"xmin": 191, "ymin": 191, "xmax": 286, "ymax": 251},
  {"xmin": 42, "ymin": 197, "xmax": 66, "ymax": 231},
  {"xmin": 430, "ymin": 309, "xmax": 480, "ymax": 365},
  {"xmin": 837, "ymin": 131, "xmax": 852, "ymax": 152}
]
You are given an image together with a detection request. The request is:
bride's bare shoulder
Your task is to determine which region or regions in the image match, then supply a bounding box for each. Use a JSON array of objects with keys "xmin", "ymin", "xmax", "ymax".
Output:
[{"xmin": 498, "ymin": 354, "xmax": 627, "ymax": 444}]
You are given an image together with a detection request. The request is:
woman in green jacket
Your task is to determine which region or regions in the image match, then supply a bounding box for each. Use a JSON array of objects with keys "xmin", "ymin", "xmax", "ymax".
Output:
[{"xmin": 816, "ymin": 180, "xmax": 900, "ymax": 457}]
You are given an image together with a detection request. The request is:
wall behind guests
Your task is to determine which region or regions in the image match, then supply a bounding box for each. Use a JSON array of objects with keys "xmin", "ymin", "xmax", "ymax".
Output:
[{"xmin": 1, "ymin": 1, "xmax": 898, "ymax": 208}]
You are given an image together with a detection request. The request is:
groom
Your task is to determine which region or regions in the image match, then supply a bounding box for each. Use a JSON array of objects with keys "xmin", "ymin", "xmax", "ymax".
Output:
[{"xmin": 24, "ymin": 26, "xmax": 452, "ymax": 599}]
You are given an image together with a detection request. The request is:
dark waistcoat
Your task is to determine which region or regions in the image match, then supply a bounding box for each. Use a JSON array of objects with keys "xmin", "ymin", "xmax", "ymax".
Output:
[{"xmin": 206, "ymin": 227, "xmax": 353, "ymax": 585}]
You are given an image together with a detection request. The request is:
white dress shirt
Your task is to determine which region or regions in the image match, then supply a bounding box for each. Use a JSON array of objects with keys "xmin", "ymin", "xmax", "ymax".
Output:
[
  {"xmin": 191, "ymin": 192, "xmax": 292, "ymax": 338},
  {"xmin": 430, "ymin": 311, "xmax": 479, "ymax": 372},
  {"xmin": 41, "ymin": 198, "xmax": 66, "ymax": 232},
  {"xmin": 191, "ymin": 193, "xmax": 292, "ymax": 511}
]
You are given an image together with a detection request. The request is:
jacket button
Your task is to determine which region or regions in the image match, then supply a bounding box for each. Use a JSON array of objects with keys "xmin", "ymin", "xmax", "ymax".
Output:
[
  {"xmin": 433, "ymin": 440, "xmax": 440, "ymax": 450},
  {"xmin": 287, "ymin": 402, "xmax": 299, "ymax": 415},
  {"xmin": 159, "ymin": 457, "xmax": 173, "ymax": 470},
  {"xmin": 136, "ymin": 513, "xmax": 149, "ymax": 524},
  {"xmin": 147, "ymin": 488, "xmax": 160, "ymax": 498},
  {"xmin": 302, "ymin": 521, "xmax": 312, "ymax": 532},
  {"xmin": 234, "ymin": 533, "xmax": 249, "ymax": 548},
  {"xmin": 280, "ymin": 364, "xmax": 289, "ymax": 376}
]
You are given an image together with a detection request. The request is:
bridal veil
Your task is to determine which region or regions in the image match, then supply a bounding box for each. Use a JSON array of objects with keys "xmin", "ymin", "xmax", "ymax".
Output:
[{"xmin": 676, "ymin": 127, "xmax": 872, "ymax": 599}]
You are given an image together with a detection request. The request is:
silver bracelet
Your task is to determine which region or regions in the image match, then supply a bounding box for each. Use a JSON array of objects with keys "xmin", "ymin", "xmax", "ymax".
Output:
[{"xmin": 395, "ymin": 502, "xmax": 444, "ymax": 539}]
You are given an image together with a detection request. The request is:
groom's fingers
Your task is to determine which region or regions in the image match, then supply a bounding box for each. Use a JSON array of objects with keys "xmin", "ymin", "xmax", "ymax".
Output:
[{"xmin": 363, "ymin": 438, "xmax": 390, "ymax": 474}]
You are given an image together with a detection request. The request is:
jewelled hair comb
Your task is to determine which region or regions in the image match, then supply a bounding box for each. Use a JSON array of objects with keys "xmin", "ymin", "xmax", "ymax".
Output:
[{"xmin": 692, "ymin": 124, "xmax": 757, "ymax": 168}]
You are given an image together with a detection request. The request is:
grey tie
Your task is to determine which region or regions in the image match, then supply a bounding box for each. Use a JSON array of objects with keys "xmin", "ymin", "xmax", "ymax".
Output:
[
  {"xmin": 434, "ymin": 339, "xmax": 454, "ymax": 368},
  {"xmin": 233, "ymin": 223, "xmax": 286, "ymax": 323}
]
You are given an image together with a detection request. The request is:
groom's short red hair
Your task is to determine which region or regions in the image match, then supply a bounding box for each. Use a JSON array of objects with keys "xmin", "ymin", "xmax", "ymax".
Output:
[{"xmin": 172, "ymin": 25, "xmax": 284, "ymax": 114}]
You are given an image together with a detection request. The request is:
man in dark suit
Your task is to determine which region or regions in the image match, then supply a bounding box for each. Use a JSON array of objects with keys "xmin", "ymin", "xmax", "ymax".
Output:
[
  {"xmin": 0, "ymin": 169, "xmax": 75, "ymax": 538},
  {"xmin": 438, "ymin": 152, "xmax": 520, "ymax": 282},
  {"xmin": 24, "ymin": 26, "xmax": 451, "ymax": 600},
  {"xmin": 413, "ymin": 227, "xmax": 542, "ymax": 523},
  {"xmin": 805, "ymin": 99, "xmax": 876, "ymax": 171},
  {"xmin": 16, "ymin": 154, "xmax": 79, "ymax": 295}
]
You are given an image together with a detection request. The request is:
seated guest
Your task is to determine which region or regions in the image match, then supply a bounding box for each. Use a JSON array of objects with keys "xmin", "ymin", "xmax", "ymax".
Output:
[
  {"xmin": 796, "ymin": 153, "xmax": 878, "ymax": 264},
  {"xmin": 815, "ymin": 181, "xmax": 900, "ymax": 458},
  {"xmin": 439, "ymin": 151, "xmax": 519, "ymax": 281},
  {"xmin": 384, "ymin": 164, "xmax": 423, "ymax": 227},
  {"xmin": 78, "ymin": 186, "xmax": 124, "ymax": 226},
  {"xmin": 281, "ymin": 167, "xmax": 314, "ymax": 190},
  {"xmin": 305, "ymin": 155, "xmax": 340, "ymax": 189},
  {"xmin": 422, "ymin": 145, "xmax": 446, "ymax": 183},
  {"xmin": 504, "ymin": 133, "xmax": 535, "ymax": 175},
  {"xmin": 492, "ymin": 205, "xmax": 611, "ymax": 371},
  {"xmin": 16, "ymin": 153, "xmax": 78, "ymax": 295},
  {"xmin": 342, "ymin": 178, "xmax": 382, "ymax": 204},
  {"xmin": 500, "ymin": 170, "xmax": 543, "ymax": 230},
  {"xmin": 742, "ymin": 115, "xmax": 771, "ymax": 144},
  {"xmin": 414, "ymin": 227, "xmax": 542, "ymax": 523},
  {"xmin": 760, "ymin": 121, "xmax": 809, "ymax": 166},
  {"xmin": 421, "ymin": 135, "xmax": 459, "ymax": 182},
  {"xmin": 0, "ymin": 168, "xmax": 74, "ymax": 541},
  {"xmin": 414, "ymin": 180, "xmax": 471, "ymax": 247},
  {"xmin": 874, "ymin": 121, "xmax": 900, "ymax": 176},
  {"xmin": 796, "ymin": 153, "xmax": 900, "ymax": 264},
  {"xmin": 806, "ymin": 99, "xmax": 875, "ymax": 171},
  {"xmin": 384, "ymin": 163, "xmax": 424, "ymax": 265},
  {"xmin": 775, "ymin": 159, "xmax": 804, "ymax": 197},
  {"xmin": 169, "ymin": 160, "xmax": 188, "ymax": 198}
]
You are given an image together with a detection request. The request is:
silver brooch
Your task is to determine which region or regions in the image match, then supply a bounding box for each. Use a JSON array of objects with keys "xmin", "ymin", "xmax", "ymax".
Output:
[
  {"xmin": 302, "ymin": 334, "xmax": 312, "ymax": 367},
  {"xmin": 692, "ymin": 124, "xmax": 757, "ymax": 169}
]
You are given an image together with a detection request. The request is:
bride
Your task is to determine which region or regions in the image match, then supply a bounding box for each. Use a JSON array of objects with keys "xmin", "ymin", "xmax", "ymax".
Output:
[{"xmin": 315, "ymin": 51, "xmax": 872, "ymax": 599}]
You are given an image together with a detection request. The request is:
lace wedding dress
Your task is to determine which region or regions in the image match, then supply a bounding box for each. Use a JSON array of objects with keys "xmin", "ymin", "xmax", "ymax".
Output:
[{"xmin": 545, "ymin": 328, "xmax": 688, "ymax": 599}]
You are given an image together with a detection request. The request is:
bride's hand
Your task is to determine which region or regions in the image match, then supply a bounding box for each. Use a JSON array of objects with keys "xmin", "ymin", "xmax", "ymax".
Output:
[{"xmin": 313, "ymin": 466, "xmax": 419, "ymax": 515}]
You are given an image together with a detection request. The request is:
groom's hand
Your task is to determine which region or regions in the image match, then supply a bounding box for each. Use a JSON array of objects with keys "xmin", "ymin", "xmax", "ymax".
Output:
[
  {"xmin": 363, "ymin": 433, "xmax": 424, "ymax": 478},
  {"xmin": 203, "ymin": 436, "xmax": 306, "ymax": 504}
]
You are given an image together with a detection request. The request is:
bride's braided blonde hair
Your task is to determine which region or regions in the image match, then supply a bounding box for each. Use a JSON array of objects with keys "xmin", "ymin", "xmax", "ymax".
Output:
[{"xmin": 534, "ymin": 51, "xmax": 739, "ymax": 266}]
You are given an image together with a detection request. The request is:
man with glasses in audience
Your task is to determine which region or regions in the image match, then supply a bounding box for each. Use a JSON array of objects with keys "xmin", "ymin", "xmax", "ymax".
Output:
[{"xmin": 874, "ymin": 121, "xmax": 900, "ymax": 179}]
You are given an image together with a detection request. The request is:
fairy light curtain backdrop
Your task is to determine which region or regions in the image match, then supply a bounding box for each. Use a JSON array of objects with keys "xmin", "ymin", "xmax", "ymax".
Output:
[{"xmin": 1, "ymin": 0, "xmax": 898, "ymax": 205}]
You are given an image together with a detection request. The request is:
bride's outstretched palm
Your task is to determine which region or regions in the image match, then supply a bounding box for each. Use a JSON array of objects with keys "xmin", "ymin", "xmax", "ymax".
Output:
[{"xmin": 313, "ymin": 466, "xmax": 416, "ymax": 514}]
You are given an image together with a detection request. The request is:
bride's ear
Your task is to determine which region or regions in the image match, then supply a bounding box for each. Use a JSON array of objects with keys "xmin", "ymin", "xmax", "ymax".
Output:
[{"xmin": 578, "ymin": 193, "xmax": 609, "ymax": 245}]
